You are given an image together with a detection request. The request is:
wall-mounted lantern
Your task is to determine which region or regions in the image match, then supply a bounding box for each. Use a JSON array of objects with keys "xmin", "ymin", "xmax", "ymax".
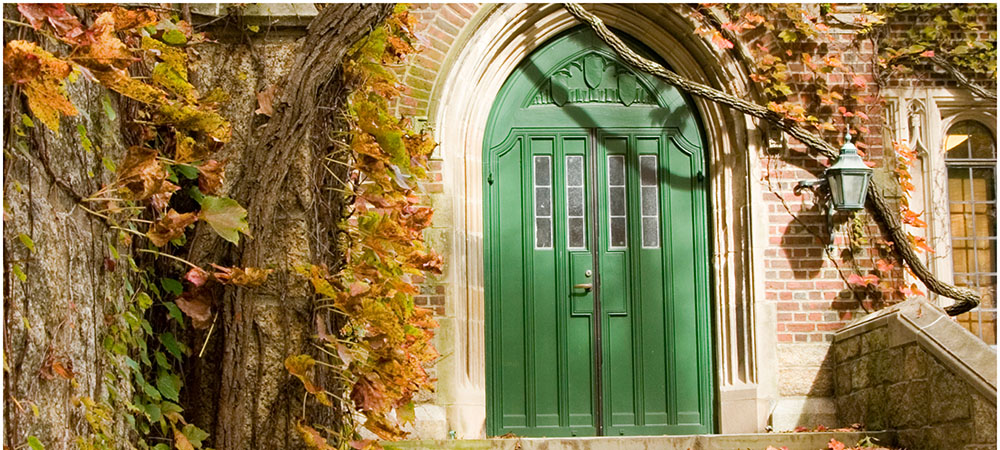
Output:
[
  {"xmin": 795, "ymin": 133, "xmax": 874, "ymax": 245},
  {"xmin": 825, "ymin": 133, "xmax": 873, "ymax": 210}
]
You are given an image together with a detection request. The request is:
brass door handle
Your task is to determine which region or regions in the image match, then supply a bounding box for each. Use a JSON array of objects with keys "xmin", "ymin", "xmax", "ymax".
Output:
[{"xmin": 573, "ymin": 283, "xmax": 593, "ymax": 291}]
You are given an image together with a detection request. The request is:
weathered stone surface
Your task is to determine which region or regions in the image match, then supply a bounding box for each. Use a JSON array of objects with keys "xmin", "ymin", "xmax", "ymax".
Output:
[
  {"xmin": 972, "ymin": 395, "xmax": 997, "ymax": 444},
  {"xmin": 835, "ymin": 363, "xmax": 852, "ymax": 395},
  {"xmin": 778, "ymin": 343, "xmax": 833, "ymax": 368},
  {"xmin": 903, "ymin": 344, "xmax": 929, "ymax": 380},
  {"xmin": 779, "ymin": 367, "xmax": 834, "ymax": 396},
  {"xmin": 860, "ymin": 327, "xmax": 888, "ymax": 355},
  {"xmin": 835, "ymin": 335, "xmax": 860, "ymax": 363},
  {"xmin": 851, "ymin": 356, "xmax": 870, "ymax": 390}
]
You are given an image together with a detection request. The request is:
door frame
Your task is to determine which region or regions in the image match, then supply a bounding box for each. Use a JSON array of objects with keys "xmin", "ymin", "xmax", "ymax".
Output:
[
  {"xmin": 482, "ymin": 27, "xmax": 715, "ymax": 437},
  {"xmin": 415, "ymin": 4, "xmax": 772, "ymax": 437}
]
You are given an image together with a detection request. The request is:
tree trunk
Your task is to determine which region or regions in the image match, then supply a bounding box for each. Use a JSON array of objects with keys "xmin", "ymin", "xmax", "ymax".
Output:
[
  {"xmin": 4, "ymin": 12, "xmax": 132, "ymax": 448},
  {"xmin": 190, "ymin": 5, "xmax": 393, "ymax": 449}
]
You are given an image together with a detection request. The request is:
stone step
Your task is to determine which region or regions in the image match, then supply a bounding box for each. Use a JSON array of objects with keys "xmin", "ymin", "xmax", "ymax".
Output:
[{"xmin": 383, "ymin": 431, "xmax": 896, "ymax": 450}]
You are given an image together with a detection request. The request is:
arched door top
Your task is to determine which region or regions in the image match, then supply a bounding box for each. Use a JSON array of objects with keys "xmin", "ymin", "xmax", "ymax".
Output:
[{"xmin": 485, "ymin": 27, "xmax": 703, "ymax": 149}]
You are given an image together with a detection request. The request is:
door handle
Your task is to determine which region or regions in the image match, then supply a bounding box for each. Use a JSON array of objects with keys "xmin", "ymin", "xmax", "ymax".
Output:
[{"xmin": 573, "ymin": 283, "xmax": 593, "ymax": 291}]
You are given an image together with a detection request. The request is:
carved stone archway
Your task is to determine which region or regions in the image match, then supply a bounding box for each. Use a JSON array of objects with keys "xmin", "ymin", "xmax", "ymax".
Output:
[{"xmin": 419, "ymin": 4, "xmax": 775, "ymax": 437}]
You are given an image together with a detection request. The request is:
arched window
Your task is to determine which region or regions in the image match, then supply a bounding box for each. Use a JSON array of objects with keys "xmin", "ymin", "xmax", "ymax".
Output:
[{"xmin": 945, "ymin": 120, "xmax": 997, "ymax": 345}]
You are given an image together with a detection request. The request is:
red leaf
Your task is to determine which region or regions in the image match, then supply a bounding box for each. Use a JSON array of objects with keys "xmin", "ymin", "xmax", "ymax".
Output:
[
  {"xmin": 920, "ymin": 50, "xmax": 935, "ymax": 58},
  {"xmin": 17, "ymin": 4, "xmax": 89, "ymax": 45},
  {"xmin": 184, "ymin": 266, "xmax": 209, "ymax": 287},
  {"xmin": 711, "ymin": 31, "xmax": 734, "ymax": 50},
  {"xmin": 876, "ymin": 259, "xmax": 894, "ymax": 273},
  {"xmin": 851, "ymin": 75, "xmax": 866, "ymax": 88}
]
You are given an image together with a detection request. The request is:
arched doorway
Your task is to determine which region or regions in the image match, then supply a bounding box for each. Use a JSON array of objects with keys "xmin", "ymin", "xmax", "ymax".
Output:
[{"xmin": 483, "ymin": 27, "xmax": 714, "ymax": 437}]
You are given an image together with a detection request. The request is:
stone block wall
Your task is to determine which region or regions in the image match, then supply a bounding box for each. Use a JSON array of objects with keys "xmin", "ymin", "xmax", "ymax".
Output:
[{"xmin": 832, "ymin": 299, "xmax": 997, "ymax": 450}]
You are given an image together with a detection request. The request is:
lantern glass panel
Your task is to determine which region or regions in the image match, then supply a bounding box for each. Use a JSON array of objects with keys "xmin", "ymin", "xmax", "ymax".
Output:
[
  {"xmin": 828, "ymin": 172, "xmax": 843, "ymax": 206},
  {"xmin": 841, "ymin": 172, "xmax": 867, "ymax": 209}
]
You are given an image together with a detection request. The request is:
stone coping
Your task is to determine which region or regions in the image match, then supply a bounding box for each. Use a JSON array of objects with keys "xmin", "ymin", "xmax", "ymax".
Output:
[
  {"xmin": 383, "ymin": 431, "xmax": 895, "ymax": 450},
  {"xmin": 834, "ymin": 298, "xmax": 997, "ymax": 403}
]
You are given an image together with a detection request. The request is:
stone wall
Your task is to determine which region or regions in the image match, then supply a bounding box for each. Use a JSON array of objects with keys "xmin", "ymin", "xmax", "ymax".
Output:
[{"xmin": 832, "ymin": 299, "xmax": 997, "ymax": 450}]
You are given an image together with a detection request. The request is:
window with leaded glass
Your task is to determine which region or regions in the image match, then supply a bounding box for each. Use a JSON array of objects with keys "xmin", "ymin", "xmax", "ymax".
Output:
[{"xmin": 945, "ymin": 120, "xmax": 997, "ymax": 345}]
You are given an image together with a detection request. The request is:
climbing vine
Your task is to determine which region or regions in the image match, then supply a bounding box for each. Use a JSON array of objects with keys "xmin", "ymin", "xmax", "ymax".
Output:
[
  {"xmin": 5, "ymin": 4, "xmax": 264, "ymax": 449},
  {"xmin": 688, "ymin": 3, "xmax": 995, "ymax": 307},
  {"xmin": 287, "ymin": 5, "xmax": 442, "ymax": 449}
]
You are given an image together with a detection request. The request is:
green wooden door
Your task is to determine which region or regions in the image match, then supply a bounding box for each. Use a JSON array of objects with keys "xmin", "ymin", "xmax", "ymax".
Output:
[{"xmin": 484, "ymin": 27, "xmax": 714, "ymax": 437}]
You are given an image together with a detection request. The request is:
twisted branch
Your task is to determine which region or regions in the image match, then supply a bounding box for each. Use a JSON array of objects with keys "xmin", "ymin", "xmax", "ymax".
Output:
[{"xmin": 563, "ymin": 3, "xmax": 980, "ymax": 315}]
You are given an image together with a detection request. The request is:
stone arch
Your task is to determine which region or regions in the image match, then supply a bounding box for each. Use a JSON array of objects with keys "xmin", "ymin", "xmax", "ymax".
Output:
[{"xmin": 403, "ymin": 4, "xmax": 774, "ymax": 437}]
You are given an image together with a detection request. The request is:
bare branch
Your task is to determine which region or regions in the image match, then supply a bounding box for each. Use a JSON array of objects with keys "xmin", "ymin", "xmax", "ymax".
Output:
[{"xmin": 562, "ymin": 3, "xmax": 981, "ymax": 315}]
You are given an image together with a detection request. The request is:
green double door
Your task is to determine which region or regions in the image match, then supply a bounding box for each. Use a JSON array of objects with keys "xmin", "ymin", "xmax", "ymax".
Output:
[{"xmin": 484, "ymin": 28, "xmax": 714, "ymax": 437}]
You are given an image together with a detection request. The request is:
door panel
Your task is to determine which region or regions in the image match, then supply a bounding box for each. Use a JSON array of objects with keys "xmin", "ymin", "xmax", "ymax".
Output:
[{"xmin": 489, "ymin": 131, "xmax": 599, "ymax": 436}]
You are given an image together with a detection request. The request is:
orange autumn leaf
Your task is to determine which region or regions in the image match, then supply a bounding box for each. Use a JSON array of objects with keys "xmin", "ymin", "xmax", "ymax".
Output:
[
  {"xmin": 209, "ymin": 264, "xmax": 272, "ymax": 287},
  {"xmin": 3, "ymin": 40, "xmax": 77, "ymax": 132},
  {"xmin": 285, "ymin": 355, "xmax": 332, "ymax": 406}
]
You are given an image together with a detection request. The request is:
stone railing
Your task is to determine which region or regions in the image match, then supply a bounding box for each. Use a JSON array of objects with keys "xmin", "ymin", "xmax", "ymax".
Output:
[{"xmin": 832, "ymin": 298, "xmax": 997, "ymax": 450}]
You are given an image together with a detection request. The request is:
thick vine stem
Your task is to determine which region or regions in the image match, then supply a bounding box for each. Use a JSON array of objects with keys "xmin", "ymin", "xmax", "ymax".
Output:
[
  {"xmin": 929, "ymin": 54, "xmax": 997, "ymax": 102},
  {"xmin": 562, "ymin": 3, "xmax": 981, "ymax": 315}
]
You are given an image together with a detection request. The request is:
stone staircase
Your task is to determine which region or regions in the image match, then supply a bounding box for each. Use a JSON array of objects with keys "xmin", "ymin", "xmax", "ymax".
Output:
[{"xmin": 383, "ymin": 431, "xmax": 896, "ymax": 450}]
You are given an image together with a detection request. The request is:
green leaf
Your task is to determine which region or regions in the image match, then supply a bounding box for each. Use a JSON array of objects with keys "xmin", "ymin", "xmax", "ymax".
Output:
[
  {"xmin": 199, "ymin": 196, "xmax": 249, "ymax": 244},
  {"xmin": 181, "ymin": 424, "xmax": 210, "ymax": 448},
  {"xmin": 102, "ymin": 95, "xmax": 117, "ymax": 121},
  {"xmin": 155, "ymin": 351, "xmax": 171, "ymax": 370},
  {"xmin": 160, "ymin": 401, "xmax": 184, "ymax": 415},
  {"xmin": 156, "ymin": 370, "xmax": 181, "ymax": 402},
  {"xmin": 164, "ymin": 302, "xmax": 186, "ymax": 328},
  {"xmin": 102, "ymin": 156, "xmax": 117, "ymax": 173},
  {"xmin": 22, "ymin": 114, "xmax": 35, "ymax": 128},
  {"xmin": 174, "ymin": 164, "xmax": 199, "ymax": 180},
  {"xmin": 77, "ymin": 125, "xmax": 93, "ymax": 153},
  {"xmin": 144, "ymin": 402, "xmax": 162, "ymax": 423},
  {"xmin": 12, "ymin": 264, "xmax": 26, "ymax": 282},
  {"xmin": 27, "ymin": 436, "xmax": 44, "ymax": 450},
  {"xmin": 161, "ymin": 278, "xmax": 183, "ymax": 296},
  {"xmin": 187, "ymin": 185, "xmax": 205, "ymax": 204},
  {"xmin": 246, "ymin": 24, "xmax": 260, "ymax": 33},
  {"xmin": 159, "ymin": 332, "xmax": 186, "ymax": 360},
  {"xmin": 137, "ymin": 292, "xmax": 153, "ymax": 309},
  {"xmin": 141, "ymin": 379, "xmax": 162, "ymax": 401},
  {"xmin": 778, "ymin": 29, "xmax": 798, "ymax": 43},
  {"xmin": 162, "ymin": 29, "xmax": 187, "ymax": 45},
  {"xmin": 18, "ymin": 233, "xmax": 34, "ymax": 253}
]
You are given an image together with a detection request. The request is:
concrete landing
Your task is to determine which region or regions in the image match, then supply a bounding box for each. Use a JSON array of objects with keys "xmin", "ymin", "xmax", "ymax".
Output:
[{"xmin": 383, "ymin": 431, "xmax": 896, "ymax": 450}]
